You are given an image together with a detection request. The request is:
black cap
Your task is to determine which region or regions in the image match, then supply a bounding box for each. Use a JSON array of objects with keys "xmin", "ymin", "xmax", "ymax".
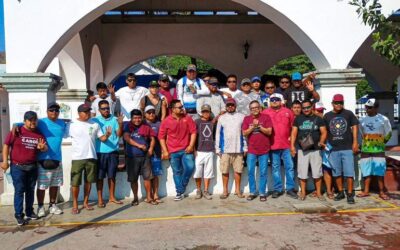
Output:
[
  {"xmin": 149, "ymin": 80, "xmax": 159, "ymax": 88},
  {"xmin": 159, "ymin": 74, "xmax": 169, "ymax": 81},
  {"xmin": 24, "ymin": 111, "xmax": 38, "ymax": 121},
  {"xmin": 47, "ymin": 102, "xmax": 60, "ymax": 110},
  {"xmin": 77, "ymin": 103, "xmax": 92, "ymax": 112}
]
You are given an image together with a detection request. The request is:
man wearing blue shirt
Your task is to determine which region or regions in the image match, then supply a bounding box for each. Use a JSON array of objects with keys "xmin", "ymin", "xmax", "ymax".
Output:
[
  {"xmin": 36, "ymin": 102, "xmax": 67, "ymax": 217},
  {"xmin": 93, "ymin": 100, "xmax": 124, "ymax": 207}
]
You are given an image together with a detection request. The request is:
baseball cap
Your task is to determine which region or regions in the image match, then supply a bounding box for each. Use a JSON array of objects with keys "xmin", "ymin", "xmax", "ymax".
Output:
[
  {"xmin": 77, "ymin": 103, "xmax": 92, "ymax": 112},
  {"xmin": 201, "ymin": 104, "xmax": 212, "ymax": 112},
  {"xmin": 159, "ymin": 74, "xmax": 169, "ymax": 81},
  {"xmin": 291, "ymin": 72, "xmax": 302, "ymax": 81},
  {"xmin": 187, "ymin": 64, "xmax": 197, "ymax": 71},
  {"xmin": 315, "ymin": 102, "xmax": 326, "ymax": 110},
  {"xmin": 208, "ymin": 77, "xmax": 218, "ymax": 86},
  {"xmin": 270, "ymin": 93, "xmax": 284, "ymax": 101},
  {"xmin": 144, "ymin": 105, "xmax": 156, "ymax": 113},
  {"xmin": 365, "ymin": 98, "xmax": 379, "ymax": 108},
  {"xmin": 47, "ymin": 102, "xmax": 60, "ymax": 110},
  {"xmin": 241, "ymin": 78, "xmax": 251, "ymax": 85},
  {"xmin": 24, "ymin": 111, "xmax": 38, "ymax": 121},
  {"xmin": 226, "ymin": 98, "xmax": 236, "ymax": 105},
  {"xmin": 251, "ymin": 76, "xmax": 261, "ymax": 83},
  {"xmin": 149, "ymin": 80, "xmax": 159, "ymax": 88},
  {"xmin": 332, "ymin": 94, "xmax": 344, "ymax": 102}
]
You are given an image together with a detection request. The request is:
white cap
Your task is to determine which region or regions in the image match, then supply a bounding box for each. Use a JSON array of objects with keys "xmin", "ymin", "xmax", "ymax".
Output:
[
  {"xmin": 315, "ymin": 102, "xmax": 326, "ymax": 110},
  {"xmin": 144, "ymin": 105, "xmax": 156, "ymax": 113},
  {"xmin": 365, "ymin": 98, "xmax": 378, "ymax": 107},
  {"xmin": 270, "ymin": 93, "xmax": 284, "ymax": 101}
]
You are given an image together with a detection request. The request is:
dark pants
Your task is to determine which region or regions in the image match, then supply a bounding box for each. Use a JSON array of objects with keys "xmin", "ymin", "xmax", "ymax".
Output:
[{"xmin": 11, "ymin": 165, "xmax": 38, "ymax": 218}]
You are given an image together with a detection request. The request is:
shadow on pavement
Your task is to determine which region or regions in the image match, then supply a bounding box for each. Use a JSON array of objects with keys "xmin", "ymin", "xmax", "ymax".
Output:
[{"xmin": 22, "ymin": 203, "xmax": 131, "ymax": 250}]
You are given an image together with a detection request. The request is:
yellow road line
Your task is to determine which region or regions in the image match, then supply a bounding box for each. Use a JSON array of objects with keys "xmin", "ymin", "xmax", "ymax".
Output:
[
  {"xmin": 368, "ymin": 195, "xmax": 400, "ymax": 208},
  {"xmin": 0, "ymin": 206, "xmax": 399, "ymax": 229}
]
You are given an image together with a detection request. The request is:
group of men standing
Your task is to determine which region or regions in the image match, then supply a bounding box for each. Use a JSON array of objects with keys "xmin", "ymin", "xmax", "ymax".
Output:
[{"xmin": 1, "ymin": 64, "xmax": 393, "ymax": 226}]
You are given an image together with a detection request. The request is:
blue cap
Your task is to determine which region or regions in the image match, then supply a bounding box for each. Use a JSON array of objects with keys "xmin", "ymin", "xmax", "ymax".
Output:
[
  {"xmin": 251, "ymin": 76, "xmax": 261, "ymax": 83},
  {"xmin": 291, "ymin": 72, "xmax": 302, "ymax": 81}
]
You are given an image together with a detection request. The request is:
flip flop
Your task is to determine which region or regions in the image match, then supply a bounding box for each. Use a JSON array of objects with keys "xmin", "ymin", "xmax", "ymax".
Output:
[
  {"xmin": 71, "ymin": 208, "xmax": 80, "ymax": 215},
  {"xmin": 260, "ymin": 196, "xmax": 267, "ymax": 202},
  {"xmin": 247, "ymin": 194, "xmax": 257, "ymax": 201},
  {"xmin": 131, "ymin": 200, "xmax": 139, "ymax": 206},
  {"xmin": 154, "ymin": 198, "xmax": 163, "ymax": 203},
  {"xmin": 144, "ymin": 199, "xmax": 158, "ymax": 205},
  {"xmin": 327, "ymin": 193, "xmax": 334, "ymax": 199},
  {"xmin": 109, "ymin": 200, "xmax": 123, "ymax": 205},
  {"xmin": 235, "ymin": 193, "xmax": 245, "ymax": 198},
  {"xmin": 317, "ymin": 196, "xmax": 326, "ymax": 201},
  {"xmin": 220, "ymin": 194, "xmax": 229, "ymax": 199},
  {"xmin": 379, "ymin": 193, "xmax": 390, "ymax": 200},
  {"xmin": 97, "ymin": 203, "xmax": 106, "ymax": 208},
  {"xmin": 299, "ymin": 195, "xmax": 306, "ymax": 201},
  {"xmin": 356, "ymin": 193, "xmax": 370, "ymax": 198},
  {"xmin": 83, "ymin": 205, "xmax": 94, "ymax": 210}
]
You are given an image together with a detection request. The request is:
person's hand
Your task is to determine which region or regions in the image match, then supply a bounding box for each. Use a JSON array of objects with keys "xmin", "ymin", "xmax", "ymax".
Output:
[
  {"xmin": 11, "ymin": 125, "xmax": 20, "ymax": 136},
  {"xmin": 148, "ymin": 148, "xmax": 154, "ymax": 157},
  {"xmin": 139, "ymin": 144, "xmax": 147, "ymax": 151},
  {"xmin": 106, "ymin": 126, "xmax": 113, "ymax": 137},
  {"xmin": 117, "ymin": 113, "xmax": 124, "ymax": 124},
  {"xmin": 305, "ymin": 81, "xmax": 314, "ymax": 92},
  {"xmin": 188, "ymin": 84, "xmax": 196, "ymax": 94},
  {"xmin": 318, "ymin": 142, "xmax": 326, "ymax": 150},
  {"xmin": 216, "ymin": 152, "xmax": 222, "ymax": 158},
  {"xmin": 1, "ymin": 161, "xmax": 9, "ymax": 171},
  {"xmin": 290, "ymin": 146, "xmax": 297, "ymax": 157},
  {"xmin": 89, "ymin": 95, "xmax": 96, "ymax": 102},
  {"xmin": 223, "ymin": 92, "xmax": 232, "ymax": 99},
  {"xmin": 37, "ymin": 138, "xmax": 47, "ymax": 150},
  {"xmin": 352, "ymin": 142, "xmax": 359, "ymax": 154},
  {"xmin": 161, "ymin": 150, "xmax": 170, "ymax": 160},
  {"xmin": 108, "ymin": 83, "xmax": 115, "ymax": 95},
  {"xmin": 185, "ymin": 145, "xmax": 194, "ymax": 154}
]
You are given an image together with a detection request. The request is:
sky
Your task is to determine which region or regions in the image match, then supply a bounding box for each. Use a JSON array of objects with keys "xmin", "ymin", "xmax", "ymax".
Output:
[{"xmin": 0, "ymin": 0, "xmax": 4, "ymax": 52}]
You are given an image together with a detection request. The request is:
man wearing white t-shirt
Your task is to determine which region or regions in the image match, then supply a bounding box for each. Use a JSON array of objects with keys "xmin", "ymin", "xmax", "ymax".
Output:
[
  {"xmin": 69, "ymin": 104, "xmax": 112, "ymax": 214},
  {"xmin": 176, "ymin": 64, "xmax": 209, "ymax": 115},
  {"xmin": 115, "ymin": 73, "xmax": 149, "ymax": 121},
  {"xmin": 219, "ymin": 74, "xmax": 242, "ymax": 100},
  {"xmin": 91, "ymin": 82, "xmax": 117, "ymax": 117}
]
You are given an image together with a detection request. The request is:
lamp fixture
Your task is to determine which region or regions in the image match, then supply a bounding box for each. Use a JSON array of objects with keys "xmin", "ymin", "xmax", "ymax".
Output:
[{"xmin": 244, "ymin": 41, "xmax": 250, "ymax": 60}]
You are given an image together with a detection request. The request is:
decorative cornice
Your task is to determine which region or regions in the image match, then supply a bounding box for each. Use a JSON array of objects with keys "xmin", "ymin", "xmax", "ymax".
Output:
[
  {"xmin": 56, "ymin": 89, "xmax": 88, "ymax": 101},
  {"xmin": 315, "ymin": 68, "xmax": 365, "ymax": 87},
  {"xmin": 0, "ymin": 73, "xmax": 63, "ymax": 92}
]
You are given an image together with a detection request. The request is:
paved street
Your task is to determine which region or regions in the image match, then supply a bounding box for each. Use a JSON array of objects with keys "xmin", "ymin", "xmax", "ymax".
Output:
[{"xmin": 0, "ymin": 192, "xmax": 399, "ymax": 249}]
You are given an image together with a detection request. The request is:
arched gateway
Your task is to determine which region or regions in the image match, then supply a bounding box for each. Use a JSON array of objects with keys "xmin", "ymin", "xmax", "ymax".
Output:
[{"xmin": 0, "ymin": 0, "xmax": 399, "ymax": 204}]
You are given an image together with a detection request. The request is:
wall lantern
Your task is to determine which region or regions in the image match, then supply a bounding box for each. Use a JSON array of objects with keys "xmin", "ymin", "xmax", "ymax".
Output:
[{"xmin": 243, "ymin": 41, "xmax": 250, "ymax": 60}]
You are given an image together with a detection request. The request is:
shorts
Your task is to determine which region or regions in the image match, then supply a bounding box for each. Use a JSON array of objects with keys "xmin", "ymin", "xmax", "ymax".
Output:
[
  {"xmin": 97, "ymin": 151, "xmax": 119, "ymax": 179},
  {"xmin": 297, "ymin": 149, "xmax": 322, "ymax": 179},
  {"xmin": 126, "ymin": 156, "xmax": 152, "ymax": 182},
  {"xmin": 329, "ymin": 150, "xmax": 355, "ymax": 177},
  {"xmin": 194, "ymin": 151, "xmax": 215, "ymax": 179},
  {"xmin": 220, "ymin": 153, "xmax": 243, "ymax": 174},
  {"xmin": 71, "ymin": 159, "xmax": 97, "ymax": 186},
  {"xmin": 151, "ymin": 156, "xmax": 163, "ymax": 176},
  {"xmin": 37, "ymin": 164, "xmax": 63, "ymax": 190},
  {"xmin": 360, "ymin": 153, "xmax": 386, "ymax": 177}
]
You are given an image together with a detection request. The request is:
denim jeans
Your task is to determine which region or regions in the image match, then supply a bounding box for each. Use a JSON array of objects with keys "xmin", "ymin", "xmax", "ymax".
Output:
[
  {"xmin": 246, "ymin": 153, "xmax": 269, "ymax": 195},
  {"xmin": 10, "ymin": 165, "xmax": 38, "ymax": 218},
  {"xmin": 271, "ymin": 149, "xmax": 295, "ymax": 192},
  {"xmin": 170, "ymin": 150, "xmax": 195, "ymax": 194}
]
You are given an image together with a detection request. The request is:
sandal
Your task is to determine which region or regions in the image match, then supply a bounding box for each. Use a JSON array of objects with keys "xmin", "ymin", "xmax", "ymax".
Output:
[
  {"xmin": 109, "ymin": 200, "xmax": 123, "ymax": 205},
  {"xmin": 356, "ymin": 193, "xmax": 370, "ymax": 198},
  {"xmin": 379, "ymin": 193, "xmax": 390, "ymax": 200},
  {"xmin": 299, "ymin": 194, "xmax": 306, "ymax": 201},
  {"xmin": 308, "ymin": 191, "xmax": 317, "ymax": 198},
  {"xmin": 235, "ymin": 193, "xmax": 245, "ymax": 199},
  {"xmin": 144, "ymin": 199, "xmax": 158, "ymax": 205},
  {"xmin": 260, "ymin": 196, "xmax": 267, "ymax": 202},
  {"xmin": 83, "ymin": 205, "xmax": 94, "ymax": 210},
  {"xmin": 131, "ymin": 199, "xmax": 139, "ymax": 206},
  {"xmin": 327, "ymin": 193, "xmax": 334, "ymax": 200},
  {"xmin": 97, "ymin": 203, "xmax": 106, "ymax": 208},
  {"xmin": 154, "ymin": 198, "xmax": 163, "ymax": 203},
  {"xmin": 220, "ymin": 193, "xmax": 229, "ymax": 199},
  {"xmin": 317, "ymin": 196, "xmax": 326, "ymax": 201},
  {"xmin": 71, "ymin": 207, "xmax": 80, "ymax": 215},
  {"xmin": 247, "ymin": 194, "xmax": 257, "ymax": 201}
]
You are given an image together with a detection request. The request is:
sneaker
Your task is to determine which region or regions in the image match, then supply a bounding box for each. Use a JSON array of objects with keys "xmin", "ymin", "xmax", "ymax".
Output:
[
  {"xmin": 174, "ymin": 193, "xmax": 183, "ymax": 201},
  {"xmin": 346, "ymin": 192, "xmax": 355, "ymax": 204},
  {"xmin": 195, "ymin": 190, "xmax": 202, "ymax": 199},
  {"xmin": 334, "ymin": 191, "xmax": 346, "ymax": 201},
  {"xmin": 37, "ymin": 206, "xmax": 46, "ymax": 218},
  {"xmin": 25, "ymin": 211, "xmax": 39, "ymax": 221},
  {"xmin": 49, "ymin": 204, "xmax": 63, "ymax": 215},
  {"xmin": 286, "ymin": 190, "xmax": 299, "ymax": 199},
  {"xmin": 203, "ymin": 191, "xmax": 212, "ymax": 200},
  {"xmin": 16, "ymin": 216, "xmax": 27, "ymax": 226},
  {"xmin": 272, "ymin": 191, "xmax": 282, "ymax": 199}
]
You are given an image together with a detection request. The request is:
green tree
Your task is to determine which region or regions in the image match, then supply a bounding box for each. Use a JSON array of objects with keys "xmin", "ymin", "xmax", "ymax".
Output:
[
  {"xmin": 266, "ymin": 54, "xmax": 316, "ymax": 76},
  {"xmin": 350, "ymin": 0, "xmax": 400, "ymax": 66},
  {"xmin": 148, "ymin": 55, "xmax": 213, "ymax": 76},
  {"xmin": 356, "ymin": 79, "xmax": 374, "ymax": 99}
]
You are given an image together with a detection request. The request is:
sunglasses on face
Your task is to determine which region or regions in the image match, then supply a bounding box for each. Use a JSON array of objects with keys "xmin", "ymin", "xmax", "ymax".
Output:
[
  {"xmin": 333, "ymin": 101, "xmax": 344, "ymax": 105},
  {"xmin": 173, "ymin": 106, "xmax": 184, "ymax": 110},
  {"xmin": 48, "ymin": 109, "xmax": 60, "ymax": 113},
  {"xmin": 226, "ymin": 103, "xmax": 235, "ymax": 107},
  {"xmin": 99, "ymin": 107, "xmax": 110, "ymax": 111},
  {"xmin": 265, "ymin": 86, "xmax": 275, "ymax": 89},
  {"xmin": 146, "ymin": 111, "xmax": 156, "ymax": 114},
  {"xmin": 302, "ymin": 106, "xmax": 312, "ymax": 110},
  {"xmin": 227, "ymin": 80, "xmax": 237, "ymax": 83},
  {"xmin": 280, "ymin": 81, "xmax": 290, "ymax": 84},
  {"xmin": 270, "ymin": 97, "xmax": 281, "ymax": 103},
  {"xmin": 250, "ymin": 106, "xmax": 260, "ymax": 110}
]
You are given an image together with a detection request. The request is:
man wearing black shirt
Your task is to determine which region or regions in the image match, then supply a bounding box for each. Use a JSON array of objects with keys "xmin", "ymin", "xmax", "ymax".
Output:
[
  {"xmin": 323, "ymin": 94, "xmax": 359, "ymax": 204},
  {"xmin": 285, "ymin": 72, "xmax": 320, "ymax": 108}
]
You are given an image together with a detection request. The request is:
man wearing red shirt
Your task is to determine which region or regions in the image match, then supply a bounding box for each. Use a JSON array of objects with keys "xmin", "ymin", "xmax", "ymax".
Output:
[
  {"xmin": 242, "ymin": 100, "xmax": 273, "ymax": 202},
  {"xmin": 158, "ymin": 74, "xmax": 176, "ymax": 108},
  {"xmin": 1, "ymin": 111, "xmax": 48, "ymax": 226},
  {"xmin": 262, "ymin": 93, "xmax": 298, "ymax": 199},
  {"xmin": 159, "ymin": 100, "xmax": 197, "ymax": 201}
]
